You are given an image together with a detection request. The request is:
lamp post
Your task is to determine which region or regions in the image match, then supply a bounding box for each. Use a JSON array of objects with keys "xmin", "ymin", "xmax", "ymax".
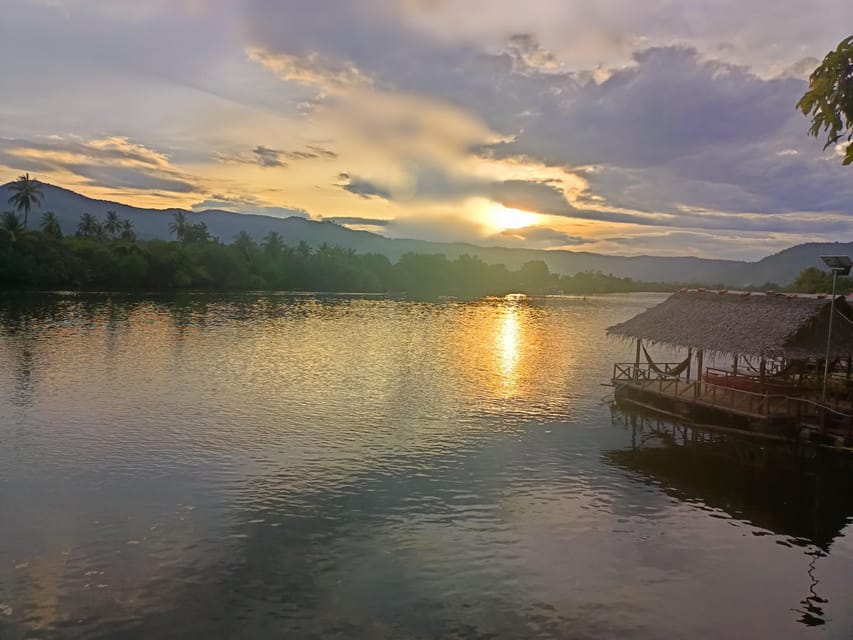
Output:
[{"xmin": 820, "ymin": 256, "xmax": 852, "ymax": 400}]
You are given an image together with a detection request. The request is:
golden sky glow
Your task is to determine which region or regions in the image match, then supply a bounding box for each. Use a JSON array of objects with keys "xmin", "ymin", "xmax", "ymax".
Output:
[
  {"xmin": 2, "ymin": 0, "xmax": 853, "ymax": 259},
  {"xmin": 488, "ymin": 206, "xmax": 541, "ymax": 232}
]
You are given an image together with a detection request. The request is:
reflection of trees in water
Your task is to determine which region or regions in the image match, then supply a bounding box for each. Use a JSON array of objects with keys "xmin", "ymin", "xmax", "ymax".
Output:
[
  {"xmin": 609, "ymin": 407, "xmax": 853, "ymax": 627},
  {"xmin": 79, "ymin": 439, "xmax": 621, "ymax": 639},
  {"xmin": 1, "ymin": 299, "xmax": 39, "ymax": 406}
]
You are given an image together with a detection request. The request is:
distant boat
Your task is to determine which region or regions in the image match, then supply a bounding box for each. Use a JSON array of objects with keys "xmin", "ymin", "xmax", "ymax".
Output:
[{"xmin": 504, "ymin": 293, "xmax": 529, "ymax": 302}]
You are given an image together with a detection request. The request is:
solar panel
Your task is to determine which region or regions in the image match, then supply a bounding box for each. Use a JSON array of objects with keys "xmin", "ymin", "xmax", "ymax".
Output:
[{"xmin": 820, "ymin": 255, "xmax": 853, "ymax": 275}]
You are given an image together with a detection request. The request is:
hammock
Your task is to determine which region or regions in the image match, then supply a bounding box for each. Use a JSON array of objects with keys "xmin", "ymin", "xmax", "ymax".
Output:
[
  {"xmin": 642, "ymin": 345, "xmax": 691, "ymax": 377},
  {"xmin": 739, "ymin": 356, "xmax": 803, "ymax": 378},
  {"xmin": 741, "ymin": 355, "xmax": 760, "ymax": 373}
]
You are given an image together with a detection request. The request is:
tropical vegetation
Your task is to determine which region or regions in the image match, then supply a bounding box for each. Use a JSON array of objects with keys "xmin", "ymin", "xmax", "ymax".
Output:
[
  {"xmin": 0, "ymin": 210, "xmax": 673, "ymax": 295},
  {"xmin": 797, "ymin": 35, "xmax": 853, "ymax": 166},
  {"xmin": 6, "ymin": 173, "xmax": 43, "ymax": 229}
]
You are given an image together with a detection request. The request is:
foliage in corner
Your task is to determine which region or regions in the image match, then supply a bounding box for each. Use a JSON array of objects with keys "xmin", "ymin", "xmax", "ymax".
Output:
[{"xmin": 797, "ymin": 35, "xmax": 853, "ymax": 166}]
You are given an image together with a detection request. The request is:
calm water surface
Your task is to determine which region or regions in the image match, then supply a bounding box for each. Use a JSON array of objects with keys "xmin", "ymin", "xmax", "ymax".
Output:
[{"xmin": 1, "ymin": 292, "xmax": 852, "ymax": 639}]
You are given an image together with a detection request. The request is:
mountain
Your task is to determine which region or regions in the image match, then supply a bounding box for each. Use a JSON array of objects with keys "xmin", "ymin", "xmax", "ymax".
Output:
[
  {"xmin": 0, "ymin": 182, "xmax": 846, "ymax": 286},
  {"xmin": 739, "ymin": 243, "xmax": 853, "ymax": 286}
]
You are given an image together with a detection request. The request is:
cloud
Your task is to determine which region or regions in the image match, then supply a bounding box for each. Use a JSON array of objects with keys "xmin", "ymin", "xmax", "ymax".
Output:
[
  {"xmin": 485, "ymin": 46, "xmax": 853, "ymax": 216},
  {"xmin": 488, "ymin": 180, "xmax": 573, "ymax": 215},
  {"xmin": 487, "ymin": 46, "xmax": 801, "ymax": 168},
  {"xmin": 242, "ymin": 1, "xmax": 853, "ymax": 239},
  {"xmin": 384, "ymin": 213, "xmax": 489, "ymax": 243},
  {"xmin": 193, "ymin": 193, "xmax": 309, "ymax": 218},
  {"xmin": 495, "ymin": 225, "xmax": 587, "ymax": 247},
  {"xmin": 326, "ymin": 216, "xmax": 390, "ymax": 227},
  {"xmin": 0, "ymin": 135, "xmax": 202, "ymax": 194},
  {"xmin": 340, "ymin": 177, "xmax": 393, "ymax": 200},
  {"xmin": 246, "ymin": 47, "xmax": 373, "ymax": 95},
  {"xmin": 217, "ymin": 144, "xmax": 339, "ymax": 168},
  {"xmin": 6, "ymin": 0, "xmax": 853, "ymax": 258},
  {"xmin": 299, "ymin": 146, "xmax": 338, "ymax": 159},
  {"xmin": 252, "ymin": 145, "xmax": 286, "ymax": 167}
]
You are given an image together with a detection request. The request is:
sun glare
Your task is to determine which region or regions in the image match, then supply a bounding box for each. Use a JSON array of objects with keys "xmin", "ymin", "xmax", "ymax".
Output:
[{"xmin": 489, "ymin": 205, "xmax": 539, "ymax": 231}]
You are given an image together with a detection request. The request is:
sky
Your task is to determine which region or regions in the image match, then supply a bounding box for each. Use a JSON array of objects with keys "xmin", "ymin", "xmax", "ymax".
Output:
[{"xmin": 1, "ymin": 0, "xmax": 852, "ymax": 259}]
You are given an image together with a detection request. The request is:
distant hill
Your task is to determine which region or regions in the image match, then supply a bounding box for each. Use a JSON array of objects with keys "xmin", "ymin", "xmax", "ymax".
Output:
[
  {"xmin": 737, "ymin": 243, "xmax": 853, "ymax": 287},
  {"xmin": 1, "ymin": 182, "xmax": 848, "ymax": 286}
]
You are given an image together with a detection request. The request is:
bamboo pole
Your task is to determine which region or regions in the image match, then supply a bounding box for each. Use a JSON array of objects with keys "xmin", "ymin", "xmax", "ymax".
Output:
[
  {"xmin": 695, "ymin": 349, "xmax": 704, "ymax": 399},
  {"xmin": 634, "ymin": 338, "xmax": 641, "ymax": 381}
]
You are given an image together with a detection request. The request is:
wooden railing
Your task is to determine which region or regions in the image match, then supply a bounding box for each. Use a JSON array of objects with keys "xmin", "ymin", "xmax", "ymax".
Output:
[
  {"xmin": 612, "ymin": 363, "xmax": 853, "ymax": 428},
  {"xmin": 703, "ymin": 367, "xmax": 800, "ymax": 395},
  {"xmin": 612, "ymin": 362, "xmax": 688, "ymax": 382}
]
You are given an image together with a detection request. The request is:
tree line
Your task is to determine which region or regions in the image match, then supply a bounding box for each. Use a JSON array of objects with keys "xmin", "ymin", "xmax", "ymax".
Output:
[{"xmin": 1, "ymin": 212, "xmax": 673, "ymax": 297}]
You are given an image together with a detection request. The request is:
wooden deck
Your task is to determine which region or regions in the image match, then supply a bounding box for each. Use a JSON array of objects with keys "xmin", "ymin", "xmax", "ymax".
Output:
[{"xmin": 612, "ymin": 363, "xmax": 853, "ymax": 444}]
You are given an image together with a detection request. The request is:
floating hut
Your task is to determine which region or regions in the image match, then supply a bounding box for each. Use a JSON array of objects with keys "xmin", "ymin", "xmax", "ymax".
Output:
[{"xmin": 607, "ymin": 290, "xmax": 853, "ymax": 446}]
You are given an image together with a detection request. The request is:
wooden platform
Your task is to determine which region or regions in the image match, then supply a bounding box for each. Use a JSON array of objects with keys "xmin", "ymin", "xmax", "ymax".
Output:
[{"xmin": 611, "ymin": 363, "xmax": 853, "ymax": 446}]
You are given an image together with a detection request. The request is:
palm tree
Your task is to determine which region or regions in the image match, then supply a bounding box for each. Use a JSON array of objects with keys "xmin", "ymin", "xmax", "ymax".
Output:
[
  {"xmin": 40, "ymin": 211, "xmax": 62, "ymax": 239},
  {"xmin": 104, "ymin": 210, "xmax": 120, "ymax": 240},
  {"xmin": 233, "ymin": 231, "xmax": 256, "ymax": 258},
  {"xmin": 77, "ymin": 212, "xmax": 100, "ymax": 238},
  {"xmin": 183, "ymin": 221, "xmax": 210, "ymax": 243},
  {"xmin": 94, "ymin": 221, "xmax": 108, "ymax": 242},
  {"xmin": 7, "ymin": 173, "xmax": 43, "ymax": 229},
  {"xmin": 263, "ymin": 231, "xmax": 284, "ymax": 255},
  {"xmin": 169, "ymin": 211, "xmax": 188, "ymax": 242},
  {"xmin": 119, "ymin": 219, "xmax": 136, "ymax": 242},
  {"xmin": 296, "ymin": 240, "xmax": 311, "ymax": 258},
  {"xmin": 2, "ymin": 211, "xmax": 22, "ymax": 239}
]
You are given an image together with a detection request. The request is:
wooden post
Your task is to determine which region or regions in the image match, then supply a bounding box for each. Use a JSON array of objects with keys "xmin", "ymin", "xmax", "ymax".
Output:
[
  {"xmin": 760, "ymin": 358, "xmax": 766, "ymax": 393},
  {"xmin": 733, "ymin": 354, "xmax": 738, "ymax": 376},
  {"xmin": 686, "ymin": 348, "xmax": 692, "ymax": 381},
  {"xmin": 634, "ymin": 338, "xmax": 642, "ymax": 381},
  {"xmin": 695, "ymin": 349, "xmax": 704, "ymax": 398}
]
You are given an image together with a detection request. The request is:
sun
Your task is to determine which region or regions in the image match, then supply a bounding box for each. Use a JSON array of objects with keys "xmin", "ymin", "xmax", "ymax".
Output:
[{"xmin": 489, "ymin": 205, "xmax": 539, "ymax": 231}]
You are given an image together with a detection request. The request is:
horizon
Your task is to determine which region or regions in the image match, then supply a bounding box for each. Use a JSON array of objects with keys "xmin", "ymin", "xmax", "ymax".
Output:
[
  {"xmin": 8, "ymin": 178, "xmax": 853, "ymax": 267},
  {"xmin": 2, "ymin": 2, "xmax": 852, "ymax": 261}
]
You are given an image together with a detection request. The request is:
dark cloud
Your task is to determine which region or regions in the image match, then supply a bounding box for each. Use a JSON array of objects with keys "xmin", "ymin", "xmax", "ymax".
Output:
[
  {"xmin": 326, "ymin": 216, "xmax": 390, "ymax": 227},
  {"xmin": 65, "ymin": 164, "xmax": 199, "ymax": 193},
  {"xmin": 485, "ymin": 45, "xmax": 802, "ymax": 169},
  {"xmin": 488, "ymin": 180, "xmax": 573, "ymax": 215},
  {"xmin": 218, "ymin": 144, "xmax": 339, "ymax": 168},
  {"xmin": 193, "ymin": 194, "xmax": 309, "ymax": 218},
  {"xmin": 496, "ymin": 225, "xmax": 587, "ymax": 247},
  {"xmin": 484, "ymin": 46, "xmax": 853, "ymax": 215},
  {"xmin": 305, "ymin": 145, "xmax": 338, "ymax": 159},
  {"xmin": 253, "ymin": 145, "xmax": 286, "ymax": 167},
  {"xmin": 340, "ymin": 177, "xmax": 393, "ymax": 199},
  {"xmin": 281, "ymin": 146, "xmax": 338, "ymax": 161}
]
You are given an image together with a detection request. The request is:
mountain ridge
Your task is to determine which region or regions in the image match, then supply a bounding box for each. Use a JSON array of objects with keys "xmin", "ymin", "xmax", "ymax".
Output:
[{"xmin": 1, "ymin": 181, "xmax": 846, "ymax": 286}]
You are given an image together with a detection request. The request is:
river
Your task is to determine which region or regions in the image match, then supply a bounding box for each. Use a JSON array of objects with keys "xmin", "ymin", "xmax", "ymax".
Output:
[{"xmin": 1, "ymin": 292, "xmax": 852, "ymax": 639}]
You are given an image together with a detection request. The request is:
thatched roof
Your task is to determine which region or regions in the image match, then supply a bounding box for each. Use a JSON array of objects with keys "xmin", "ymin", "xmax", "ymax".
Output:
[{"xmin": 607, "ymin": 290, "xmax": 853, "ymax": 359}]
